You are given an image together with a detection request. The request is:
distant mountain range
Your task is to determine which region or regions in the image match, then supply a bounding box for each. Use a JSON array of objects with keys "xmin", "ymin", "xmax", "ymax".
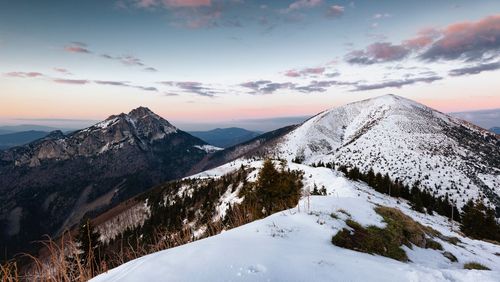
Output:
[
  {"xmin": 0, "ymin": 130, "xmax": 49, "ymax": 149},
  {"xmin": 0, "ymin": 124, "xmax": 72, "ymax": 134},
  {"xmin": 0, "ymin": 126, "xmax": 262, "ymax": 150},
  {"xmin": 189, "ymin": 127, "xmax": 262, "ymax": 148}
]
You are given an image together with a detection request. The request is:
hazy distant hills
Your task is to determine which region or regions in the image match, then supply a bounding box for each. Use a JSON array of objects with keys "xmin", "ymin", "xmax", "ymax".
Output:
[
  {"xmin": 0, "ymin": 130, "xmax": 49, "ymax": 149},
  {"xmin": 0, "ymin": 125, "xmax": 74, "ymax": 150},
  {"xmin": 189, "ymin": 127, "xmax": 262, "ymax": 148}
]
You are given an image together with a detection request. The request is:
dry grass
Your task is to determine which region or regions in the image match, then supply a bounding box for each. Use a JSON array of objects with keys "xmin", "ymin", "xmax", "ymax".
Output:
[
  {"xmin": 463, "ymin": 262, "xmax": 490, "ymax": 270},
  {"xmin": 0, "ymin": 202, "xmax": 260, "ymax": 281},
  {"xmin": 332, "ymin": 206, "xmax": 442, "ymax": 262}
]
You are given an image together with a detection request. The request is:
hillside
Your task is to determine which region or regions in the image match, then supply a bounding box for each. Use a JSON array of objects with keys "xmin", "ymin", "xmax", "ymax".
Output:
[
  {"xmin": 0, "ymin": 107, "xmax": 210, "ymax": 258},
  {"xmin": 189, "ymin": 127, "xmax": 262, "ymax": 148},
  {"xmin": 91, "ymin": 161, "xmax": 500, "ymax": 282},
  {"xmin": 273, "ymin": 94, "xmax": 500, "ymax": 213}
]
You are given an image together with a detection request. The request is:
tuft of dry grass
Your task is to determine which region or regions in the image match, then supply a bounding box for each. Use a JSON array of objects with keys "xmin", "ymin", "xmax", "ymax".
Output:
[
  {"xmin": 463, "ymin": 262, "xmax": 490, "ymax": 270},
  {"xmin": 332, "ymin": 206, "xmax": 443, "ymax": 262}
]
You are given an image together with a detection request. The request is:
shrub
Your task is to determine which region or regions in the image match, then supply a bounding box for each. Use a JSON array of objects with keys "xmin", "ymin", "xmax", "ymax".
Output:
[
  {"xmin": 331, "ymin": 206, "xmax": 441, "ymax": 262},
  {"xmin": 463, "ymin": 262, "xmax": 490, "ymax": 270}
]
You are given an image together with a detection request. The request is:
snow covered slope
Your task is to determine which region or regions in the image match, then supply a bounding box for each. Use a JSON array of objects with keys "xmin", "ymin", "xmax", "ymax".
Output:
[
  {"xmin": 275, "ymin": 94, "xmax": 500, "ymax": 210},
  {"xmin": 91, "ymin": 162, "xmax": 500, "ymax": 282}
]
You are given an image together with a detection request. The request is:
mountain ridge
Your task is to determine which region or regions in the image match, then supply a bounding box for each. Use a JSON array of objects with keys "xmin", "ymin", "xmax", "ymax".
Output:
[
  {"xmin": 273, "ymin": 94, "xmax": 500, "ymax": 212},
  {"xmin": 0, "ymin": 106, "xmax": 210, "ymax": 258}
]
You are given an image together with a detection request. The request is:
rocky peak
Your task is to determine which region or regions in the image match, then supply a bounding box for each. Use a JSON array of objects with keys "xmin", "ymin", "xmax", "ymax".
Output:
[{"xmin": 128, "ymin": 106, "xmax": 156, "ymax": 119}]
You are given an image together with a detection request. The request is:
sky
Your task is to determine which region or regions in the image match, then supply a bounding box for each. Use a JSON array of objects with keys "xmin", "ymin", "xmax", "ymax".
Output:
[{"xmin": 0, "ymin": 0, "xmax": 499, "ymax": 130}]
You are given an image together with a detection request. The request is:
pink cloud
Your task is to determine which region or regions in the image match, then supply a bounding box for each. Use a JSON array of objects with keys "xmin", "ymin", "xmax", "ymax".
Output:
[
  {"xmin": 421, "ymin": 14, "xmax": 500, "ymax": 61},
  {"xmin": 285, "ymin": 70, "xmax": 301, "ymax": 77},
  {"xmin": 64, "ymin": 43, "xmax": 91, "ymax": 54},
  {"xmin": 5, "ymin": 72, "xmax": 44, "ymax": 78},
  {"xmin": 285, "ymin": 67, "xmax": 326, "ymax": 77},
  {"xmin": 403, "ymin": 28, "xmax": 440, "ymax": 50},
  {"xmin": 346, "ymin": 42, "xmax": 410, "ymax": 64},
  {"xmin": 163, "ymin": 0, "xmax": 211, "ymax": 7},
  {"xmin": 135, "ymin": 0, "xmax": 211, "ymax": 8}
]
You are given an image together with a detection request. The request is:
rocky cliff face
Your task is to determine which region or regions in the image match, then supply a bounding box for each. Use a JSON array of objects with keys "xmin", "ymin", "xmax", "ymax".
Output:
[{"xmin": 0, "ymin": 107, "xmax": 209, "ymax": 258}]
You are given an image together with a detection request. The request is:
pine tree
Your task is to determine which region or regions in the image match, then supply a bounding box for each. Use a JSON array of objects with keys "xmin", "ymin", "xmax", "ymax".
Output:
[{"xmin": 76, "ymin": 218, "xmax": 102, "ymax": 274}]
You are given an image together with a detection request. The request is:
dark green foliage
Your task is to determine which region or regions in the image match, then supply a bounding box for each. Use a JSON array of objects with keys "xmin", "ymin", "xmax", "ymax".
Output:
[
  {"xmin": 100, "ymin": 160, "xmax": 303, "ymax": 270},
  {"xmin": 331, "ymin": 206, "xmax": 440, "ymax": 262},
  {"xmin": 243, "ymin": 159, "xmax": 303, "ymax": 216},
  {"xmin": 460, "ymin": 200, "xmax": 500, "ymax": 242},
  {"xmin": 311, "ymin": 184, "xmax": 327, "ymax": 196},
  {"xmin": 74, "ymin": 219, "xmax": 103, "ymax": 275}
]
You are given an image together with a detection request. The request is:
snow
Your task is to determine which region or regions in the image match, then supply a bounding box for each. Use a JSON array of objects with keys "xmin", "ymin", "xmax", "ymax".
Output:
[
  {"xmin": 91, "ymin": 161, "xmax": 500, "ymax": 282},
  {"xmin": 194, "ymin": 144, "xmax": 223, "ymax": 153},
  {"xmin": 97, "ymin": 201, "xmax": 151, "ymax": 243},
  {"xmin": 274, "ymin": 94, "xmax": 499, "ymax": 209}
]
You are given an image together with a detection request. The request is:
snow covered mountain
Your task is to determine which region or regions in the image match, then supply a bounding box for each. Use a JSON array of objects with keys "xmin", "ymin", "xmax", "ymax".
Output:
[
  {"xmin": 0, "ymin": 107, "xmax": 210, "ymax": 259},
  {"xmin": 274, "ymin": 94, "xmax": 500, "ymax": 212},
  {"xmin": 91, "ymin": 160, "xmax": 500, "ymax": 282}
]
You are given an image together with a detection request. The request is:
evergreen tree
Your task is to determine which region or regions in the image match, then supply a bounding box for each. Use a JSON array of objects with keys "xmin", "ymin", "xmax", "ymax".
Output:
[{"xmin": 76, "ymin": 218, "xmax": 102, "ymax": 274}]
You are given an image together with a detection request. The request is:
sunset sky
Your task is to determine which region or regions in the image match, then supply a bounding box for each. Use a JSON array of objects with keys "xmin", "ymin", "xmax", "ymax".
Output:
[{"xmin": 1, "ymin": 0, "xmax": 499, "ymax": 130}]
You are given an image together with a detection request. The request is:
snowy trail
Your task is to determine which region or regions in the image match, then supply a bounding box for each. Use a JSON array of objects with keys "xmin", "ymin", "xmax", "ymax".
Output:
[{"xmin": 92, "ymin": 163, "xmax": 500, "ymax": 282}]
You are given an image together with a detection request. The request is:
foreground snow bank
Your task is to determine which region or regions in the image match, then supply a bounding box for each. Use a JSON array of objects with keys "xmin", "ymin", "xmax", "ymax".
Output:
[{"xmin": 92, "ymin": 163, "xmax": 500, "ymax": 282}]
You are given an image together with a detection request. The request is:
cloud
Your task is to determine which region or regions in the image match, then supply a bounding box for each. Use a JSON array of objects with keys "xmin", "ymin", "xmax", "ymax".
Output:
[
  {"xmin": 240, "ymin": 80, "xmax": 295, "ymax": 94},
  {"xmin": 144, "ymin": 67, "xmax": 158, "ymax": 72},
  {"xmin": 325, "ymin": 5, "xmax": 344, "ymax": 18},
  {"xmin": 403, "ymin": 28, "xmax": 440, "ymax": 50},
  {"xmin": 345, "ymin": 42, "xmax": 410, "ymax": 65},
  {"xmin": 420, "ymin": 15, "xmax": 500, "ymax": 62},
  {"xmin": 183, "ymin": 9, "xmax": 222, "ymax": 29},
  {"xmin": 164, "ymin": 92, "xmax": 180, "ymax": 96},
  {"xmin": 284, "ymin": 67, "xmax": 326, "ymax": 77},
  {"xmin": 64, "ymin": 42, "xmax": 157, "ymax": 70},
  {"xmin": 344, "ymin": 14, "xmax": 500, "ymax": 66},
  {"xmin": 373, "ymin": 13, "xmax": 390, "ymax": 19},
  {"xmin": 449, "ymin": 61, "xmax": 500, "ymax": 76},
  {"xmin": 352, "ymin": 76, "xmax": 442, "ymax": 91},
  {"xmin": 53, "ymin": 78, "xmax": 90, "ymax": 85},
  {"xmin": 64, "ymin": 42, "xmax": 92, "ymax": 54},
  {"xmin": 94, "ymin": 80, "xmax": 128, "ymax": 86},
  {"xmin": 135, "ymin": 0, "xmax": 211, "ymax": 8},
  {"xmin": 161, "ymin": 81, "xmax": 218, "ymax": 97},
  {"xmin": 53, "ymin": 68, "xmax": 72, "ymax": 75},
  {"xmin": 295, "ymin": 80, "xmax": 354, "ymax": 93},
  {"xmin": 101, "ymin": 54, "xmax": 147, "ymax": 67},
  {"xmin": 95, "ymin": 80, "xmax": 158, "ymax": 91},
  {"xmin": 134, "ymin": 85, "xmax": 158, "ymax": 91},
  {"xmin": 285, "ymin": 0, "xmax": 323, "ymax": 12},
  {"xmin": 5, "ymin": 72, "xmax": 44, "ymax": 78},
  {"xmin": 130, "ymin": 0, "xmax": 239, "ymax": 29}
]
